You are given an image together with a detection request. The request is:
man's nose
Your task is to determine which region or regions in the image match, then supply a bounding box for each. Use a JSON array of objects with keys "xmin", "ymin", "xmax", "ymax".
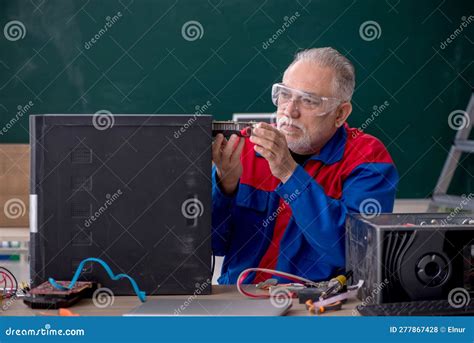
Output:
[{"xmin": 284, "ymin": 98, "xmax": 300, "ymax": 118}]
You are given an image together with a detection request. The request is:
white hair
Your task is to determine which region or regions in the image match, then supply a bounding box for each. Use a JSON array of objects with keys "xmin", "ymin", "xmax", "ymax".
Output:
[{"xmin": 284, "ymin": 47, "xmax": 355, "ymax": 101}]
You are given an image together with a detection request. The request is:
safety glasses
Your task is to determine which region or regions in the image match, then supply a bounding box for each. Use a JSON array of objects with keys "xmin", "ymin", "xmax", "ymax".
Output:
[{"xmin": 271, "ymin": 83, "xmax": 342, "ymax": 116}]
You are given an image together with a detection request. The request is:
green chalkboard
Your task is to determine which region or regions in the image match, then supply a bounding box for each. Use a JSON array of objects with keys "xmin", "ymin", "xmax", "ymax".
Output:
[{"xmin": 0, "ymin": 0, "xmax": 473, "ymax": 198}]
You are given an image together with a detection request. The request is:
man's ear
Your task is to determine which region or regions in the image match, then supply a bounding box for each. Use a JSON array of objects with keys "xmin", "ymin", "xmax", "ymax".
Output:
[{"xmin": 335, "ymin": 102, "xmax": 352, "ymax": 128}]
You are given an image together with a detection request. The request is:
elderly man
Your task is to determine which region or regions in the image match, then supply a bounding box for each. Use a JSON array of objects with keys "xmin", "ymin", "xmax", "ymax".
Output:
[{"xmin": 212, "ymin": 47, "xmax": 398, "ymax": 284}]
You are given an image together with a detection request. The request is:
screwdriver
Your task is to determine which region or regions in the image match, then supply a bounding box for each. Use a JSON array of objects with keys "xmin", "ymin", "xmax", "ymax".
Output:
[{"xmin": 319, "ymin": 271, "xmax": 353, "ymax": 300}]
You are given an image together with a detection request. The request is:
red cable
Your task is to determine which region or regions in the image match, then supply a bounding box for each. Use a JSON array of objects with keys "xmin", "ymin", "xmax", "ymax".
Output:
[
  {"xmin": 237, "ymin": 268, "xmax": 316, "ymax": 299},
  {"xmin": 0, "ymin": 269, "xmax": 16, "ymax": 297}
]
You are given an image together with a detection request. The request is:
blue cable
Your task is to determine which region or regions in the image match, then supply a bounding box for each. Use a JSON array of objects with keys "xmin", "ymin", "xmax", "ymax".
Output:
[{"xmin": 48, "ymin": 257, "xmax": 146, "ymax": 302}]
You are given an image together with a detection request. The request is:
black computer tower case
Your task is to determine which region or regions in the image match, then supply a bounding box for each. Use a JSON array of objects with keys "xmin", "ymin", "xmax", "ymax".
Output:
[
  {"xmin": 29, "ymin": 114, "xmax": 212, "ymax": 295},
  {"xmin": 346, "ymin": 213, "xmax": 474, "ymax": 304}
]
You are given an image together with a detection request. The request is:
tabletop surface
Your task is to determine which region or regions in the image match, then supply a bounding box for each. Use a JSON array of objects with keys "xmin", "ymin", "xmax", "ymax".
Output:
[{"xmin": 3, "ymin": 285, "xmax": 361, "ymax": 317}]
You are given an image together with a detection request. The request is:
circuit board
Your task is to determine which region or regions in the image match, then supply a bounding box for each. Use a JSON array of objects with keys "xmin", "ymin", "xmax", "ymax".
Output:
[{"xmin": 29, "ymin": 281, "xmax": 95, "ymax": 296}]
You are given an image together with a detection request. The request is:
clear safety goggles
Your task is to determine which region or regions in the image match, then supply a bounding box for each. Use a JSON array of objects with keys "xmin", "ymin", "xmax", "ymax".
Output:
[{"xmin": 271, "ymin": 83, "xmax": 342, "ymax": 116}]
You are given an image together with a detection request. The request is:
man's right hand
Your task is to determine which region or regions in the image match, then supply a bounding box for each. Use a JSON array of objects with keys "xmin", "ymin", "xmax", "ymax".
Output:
[{"xmin": 212, "ymin": 133, "xmax": 245, "ymax": 195}]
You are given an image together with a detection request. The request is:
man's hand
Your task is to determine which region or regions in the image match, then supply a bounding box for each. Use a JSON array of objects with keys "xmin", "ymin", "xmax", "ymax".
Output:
[
  {"xmin": 250, "ymin": 122, "xmax": 297, "ymax": 183},
  {"xmin": 212, "ymin": 133, "xmax": 245, "ymax": 195}
]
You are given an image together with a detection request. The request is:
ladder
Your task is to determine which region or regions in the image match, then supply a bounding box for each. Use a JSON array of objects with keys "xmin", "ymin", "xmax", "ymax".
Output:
[{"xmin": 428, "ymin": 91, "xmax": 474, "ymax": 212}]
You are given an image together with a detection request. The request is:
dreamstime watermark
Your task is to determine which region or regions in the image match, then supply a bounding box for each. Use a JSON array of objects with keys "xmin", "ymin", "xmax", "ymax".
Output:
[
  {"xmin": 174, "ymin": 279, "xmax": 211, "ymax": 315},
  {"xmin": 262, "ymin": 11, "xmax": 300, "ymax": 50},
  {"xmin": 1, "ymin": 277, "xmax": 32, "ymax": 312},
  {"xmin": 3, "ymin": 198, "xmax": 26, "ymax": 220},
  {"xmin": 440, "ymin": 15, "xmax": 474, "ymax": 50},
  {"xmin": 1, "ymin": 292, "xmax": 21, "ymax": 312},
  {"xmin": 181, "ymin": 198, "xmax": 204, "ymax": 219},
  {"xmin": 93, "ymin": 110, "xmax": 114, "ymax": 130},
  {"xmin": 1, "ymin": 286, "xmax": 32, "ymax": 312},
  {"xmin": 5, "ymin": 324, "xmax": 85, "ymax": 337},
  {"xmin": 84, "ymin": 12, "xmax": 123, "ymax": 50},
  {"xmin": 92, "ymin": 287, "xmax": 115, "ymax": 308},
  {"xmin": 269, "ymin": 288, "xmax": 293, "ymax": 309},
  {"xmin": 181, "ymin": 20, "xmax": 204, "ymax": 41},
  {"xmin": 3, "ymin": 20, "xmax": 26, "ymax": 41},
  {"xmin": 352, "ymin": 278, "xmax": 389, "ymax": 315},
  {"xmin": 359, "ymin": 198, "xmax": 382, "ymax": 219},
  {"xmin": 84, "ymin": 189, "xmax": 123, "ymax": 228},
  {"xmin": 173, "ymin": 100, "xmax": 212, "ymax": 139},
  {"xmin": 359, "ymin": 20, "xmax": 382, "ymax": 41},
  {"xmin": 447, "ymin": 287, "xmax": 470, "ymax": 308},
  {"xmin": 440, "ymin": 193, "xmax": 473, "ymax": 225},
  {"xmin": 351, "ymin": 101, "xmax": 390, "ymax": 139},
  {"xmin": 0, "ymin": 100, "xmax": 34, "ymax": 136},
  {"xmin": 262, "ymin": 189, "xmax": 300, "ymax": 228},
  {"xmin": 448, "ymin": 109, "xmax": 470, "ymax": 131}
]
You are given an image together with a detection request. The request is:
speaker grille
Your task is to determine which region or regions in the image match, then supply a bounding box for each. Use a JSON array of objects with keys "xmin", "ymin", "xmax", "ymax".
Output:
[
  {"xmin": 382, "ymin": 231, "xmax": 415, "ymax": 301},
  {"xmin": 71, "ymin": 147, "xmax": 92, "ymax": 164},
  {"xmin": 71, "ymin": 203, "xmax": 91, "ymax": 218}
]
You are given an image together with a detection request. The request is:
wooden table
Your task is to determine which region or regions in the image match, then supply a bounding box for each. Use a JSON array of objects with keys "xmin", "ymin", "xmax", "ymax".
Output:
[{"xmin": 3, "ymin": 285, "xmax": 361, "ymax": 316}]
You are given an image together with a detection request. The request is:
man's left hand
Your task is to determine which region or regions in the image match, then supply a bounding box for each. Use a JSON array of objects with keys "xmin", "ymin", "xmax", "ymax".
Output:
[{"xmin": 249, "ymin": 122, "xmax": 297, "ymax": 183}]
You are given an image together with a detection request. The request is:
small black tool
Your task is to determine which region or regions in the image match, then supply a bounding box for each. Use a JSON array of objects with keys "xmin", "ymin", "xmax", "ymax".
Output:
[
  {"xmin": 212, "ymin": 121, "xmax": 254, "ymax": 138},
  {"xmin": 298, "ymin": 287, "xmax": 326, "ymax": 304}
]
